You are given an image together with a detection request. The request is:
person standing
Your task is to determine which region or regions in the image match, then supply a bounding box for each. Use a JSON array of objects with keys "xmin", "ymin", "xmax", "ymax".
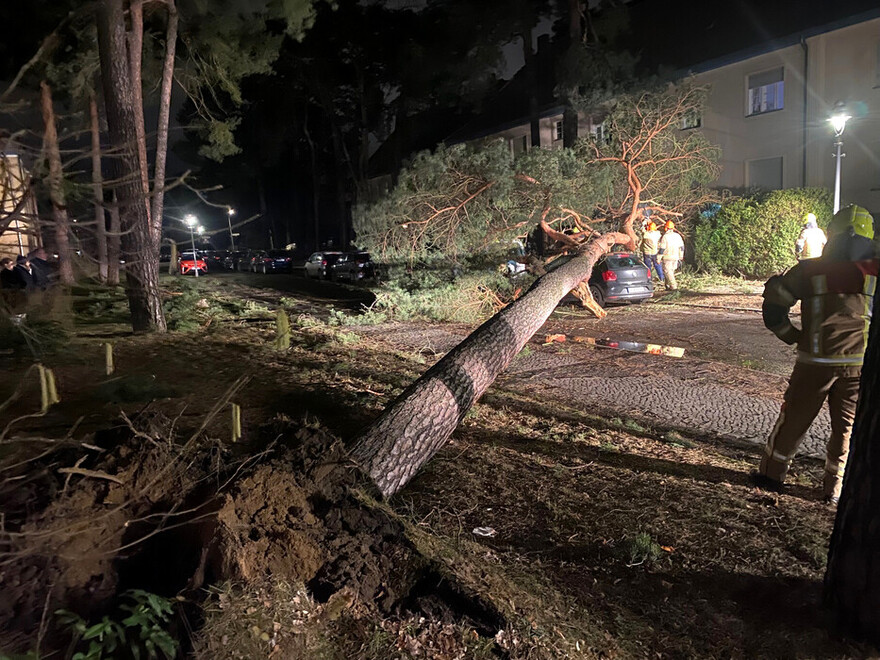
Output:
[
  {"xmin": 640, "ymin": 221, "xmax": 664, "ymax": 282},
  {"xmin": 796, "ymin": 213, "xmax": 827, "ymax": 260},
  {"xmin": 751, "ymin": 204, "xmax": 878, "ymax": 504},
  {"xmin": 658, "ymin": 221, "xmax": 685, "ymax": 290},
  {"xmin": 12, "ymin": 256, "xmax": 36, "ymax": 290},
  {"xmin": 27, "ymin": 247, "xmax": 53, "ymax": 288},
  {"xmin": 0, "ymin": 257, "xmax": 19, "ymax": 289}
]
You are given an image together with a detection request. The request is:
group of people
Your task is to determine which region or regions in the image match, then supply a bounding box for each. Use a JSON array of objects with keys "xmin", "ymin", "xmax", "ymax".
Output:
[
  {"xmin": 0, "ymin": 248, "xmax": 53, "ymax": 292},
  {"xmin": 640, "ymin": 219, "xmax": 685, "ymax": 290}
]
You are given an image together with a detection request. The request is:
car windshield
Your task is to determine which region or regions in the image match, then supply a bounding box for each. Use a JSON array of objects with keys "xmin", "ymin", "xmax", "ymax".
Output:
[
  {"xmin": 268, "ymin": 250, "xmax": 290, "ymax": 257},
  {"xmin": 325, "ymin": 254, "xmax": 341, "ymax": 263},
  {"xmin": 352, "ymin": 253, "xmax": 371, "ymax": 262},
  {"xmin": 606, "ymin": 255, "xmax": 642, "ymax": 268}
]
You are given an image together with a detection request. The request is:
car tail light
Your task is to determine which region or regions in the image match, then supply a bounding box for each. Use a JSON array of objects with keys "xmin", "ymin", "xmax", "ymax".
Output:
[
  {"xmin": 321, "ymin": 259, "xmax": 327, "ymax": 266},
  {"xmin": 602, "ymin": 271, "xmax": 617, "ymax": 281},
  {"xmin": 285, "ymin": 257, "xmax": 291, "ymax": 261}
]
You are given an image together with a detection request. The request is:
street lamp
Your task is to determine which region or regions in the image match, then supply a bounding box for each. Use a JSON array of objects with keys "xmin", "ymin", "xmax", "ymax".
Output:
[
  {"xmin": 226, "ymin": 207, "xmax": 236, "ymax": 251},
  {"xmin": 184, "ymin": 214, "xmax": 201, "ymax": 277},
  {"xmin": 829, "ymin": 103, "xmax": 851, "ymax": 214}
]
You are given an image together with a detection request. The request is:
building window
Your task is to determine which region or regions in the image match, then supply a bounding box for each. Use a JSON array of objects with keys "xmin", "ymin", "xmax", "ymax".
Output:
[
  {"xmin": 555, "ymin": 120, "xmax": 564, "ymax": 141},
  {"xmin": 747, "ymin": 67, "xmax": 784, "ymax": 116},
  {"xmin": 509, "ymin": 134, "xmax": 529, "ymax": 156},
  {"xmin": 591, "ymin": 122, "xmax": 605, "ymax": 145},
  {"xmin": 681, "ymin": 112, "xmax": 702, "ymax": 130},
  {"xmin": 747, "ymin": 156, "xmax": 783, "ymax": 190}
]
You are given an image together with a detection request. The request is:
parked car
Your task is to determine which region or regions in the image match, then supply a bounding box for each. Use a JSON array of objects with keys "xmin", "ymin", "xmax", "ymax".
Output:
[
  {"xmin": 252, "ymin": 249, "xmax": 296, "ymax": 274},
  {"xmin": 203, "ymin": 250, "xmax": 226, "ymax": 270},
  {"xmin": 222, "ymin": 251, "xmax": 247, "ymax": 270},
  {"xmin": 548, "ymin": 249, "xmax": 653, "ymax": 307},
  {"xmin": 330, "ymin": 252, "xmax": 375, "ymax": 282},
  {"xmin": 237, "ymin": 250, "xmax": 262, "ymax": 272},
  {"xmin": 304, "ymin": 251, "xmax": 343, "ymax": 279},
  {"xmin": 179, "ymin": 251, "xmax": 207, "ymax": 275}
]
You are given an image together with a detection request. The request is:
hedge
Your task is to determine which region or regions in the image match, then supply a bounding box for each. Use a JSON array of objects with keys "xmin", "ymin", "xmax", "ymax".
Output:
[{"xmin": 694, "ymin": 188, "xmax": 833, "ymax": 278}]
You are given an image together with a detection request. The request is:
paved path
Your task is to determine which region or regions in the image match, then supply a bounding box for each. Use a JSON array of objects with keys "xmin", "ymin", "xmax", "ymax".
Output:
[{"xmin": 356, "ymin": 322, "xmax": 830, "ymax": 459}]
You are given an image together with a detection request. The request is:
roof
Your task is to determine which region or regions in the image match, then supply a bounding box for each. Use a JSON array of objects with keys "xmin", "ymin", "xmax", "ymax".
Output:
[{"xmin": 626, "ymin": 0, "xmax": 880, "ymax": 74}]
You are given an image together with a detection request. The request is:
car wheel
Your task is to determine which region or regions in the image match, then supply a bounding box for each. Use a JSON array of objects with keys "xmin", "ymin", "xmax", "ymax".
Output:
[
  {"xmin": 262, "ymin": 264, "xmax": 267, "ymax": 274},
  {"xmin": 589, "ymin": 284, "xmax": 606, "ymax": 308}
]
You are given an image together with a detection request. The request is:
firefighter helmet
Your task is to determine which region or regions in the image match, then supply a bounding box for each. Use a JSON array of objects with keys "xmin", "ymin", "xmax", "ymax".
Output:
[
  {"xmin": 664, "ymin": 220, "xmax": 675, "ymax": 230},
  {"xmin": 804, "ymin": 212, "xmax": 818, "ymax": 228},
  {"xmin": 828, "ymin": 205, "xmax": 874, "ymax": 241},
  {"xmin": 646, "ymin": 221, "xmax": 657, "ymax": 232}
]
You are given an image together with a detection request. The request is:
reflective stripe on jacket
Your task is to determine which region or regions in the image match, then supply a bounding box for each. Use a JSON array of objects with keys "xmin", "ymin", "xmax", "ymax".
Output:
[{"xmin": 763, "ymin": 259, "xmax": 878, "ymax": 368}]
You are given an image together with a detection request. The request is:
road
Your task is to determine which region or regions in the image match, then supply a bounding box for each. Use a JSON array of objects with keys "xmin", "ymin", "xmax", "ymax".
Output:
[{"xmin": 355, "ymin": 295, "xmax": 830, "ymax": 459}]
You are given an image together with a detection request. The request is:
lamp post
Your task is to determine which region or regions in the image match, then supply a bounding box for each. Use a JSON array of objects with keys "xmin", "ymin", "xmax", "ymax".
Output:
[
  {"xmin": 226, "ymin": 207, "xmax": 236, "ymax": 251},
  {"xmin": 829, "ymin": 103, "xmax": 851, "ymax": 214},
  {"xmin": 184, "ymin": 214, "xmax": 200, "ymax": 277}
]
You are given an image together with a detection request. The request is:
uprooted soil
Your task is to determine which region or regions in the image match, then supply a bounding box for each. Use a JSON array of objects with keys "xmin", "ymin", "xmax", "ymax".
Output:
[{"xmin": 0, "ymin": 276, "xmax": 873, "ymax": 658}]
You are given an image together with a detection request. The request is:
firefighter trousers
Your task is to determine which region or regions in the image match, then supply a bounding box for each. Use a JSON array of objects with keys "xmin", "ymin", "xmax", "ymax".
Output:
[
  {"xmin": 662, "ymin": 257, "xmax": 679, "ymax": 290},
  {"xmin": 759, "ymin": 361, "xmax": 861, "ymax": 499}
]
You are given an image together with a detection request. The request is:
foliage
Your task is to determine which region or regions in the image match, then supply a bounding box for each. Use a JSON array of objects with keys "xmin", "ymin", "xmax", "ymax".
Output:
[
  {"xmin": 355, "ymin": 83, "xmax": 721, "ymax": 272},
  {"xmin": 694, "ymin": 188, "xmax": 833, "ymax": 278},
  {"xmin": 56, "ymin": 590, "xmax": 178, "ymax": 660}
]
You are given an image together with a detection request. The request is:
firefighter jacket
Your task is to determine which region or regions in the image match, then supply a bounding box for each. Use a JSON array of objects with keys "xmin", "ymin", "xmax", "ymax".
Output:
[
  {"xmin": 658, "ymin": 230, "xmax": 685, "ymax": 261},
  {"xmin": 763, "ymin": 259, "xmax": 879, "ymax": 370},
  {"xmin": 796, "ymin": 226, "xmax": 827, "ymax": 259},
  {"xmin": 641, "ymin": 230, "xmax": 661, "ymax": 255}
]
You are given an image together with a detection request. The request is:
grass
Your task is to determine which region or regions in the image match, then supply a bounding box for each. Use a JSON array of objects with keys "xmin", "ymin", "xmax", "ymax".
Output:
[{"xmin": 674, "ymin": 270, "xmax": 763, "ymax": 294}]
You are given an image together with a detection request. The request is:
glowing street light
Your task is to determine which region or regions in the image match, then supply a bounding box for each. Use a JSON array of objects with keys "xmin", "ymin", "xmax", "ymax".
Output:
[
  {"xmin": 183, "ymin": 214, "xmax": 201, "ymax": 277},
  {"xmin": 829, "ymin": 103, "xmax": 851, "ymax": 214},
  {"xmin": 226, "ymin": 207, "xmax": 236, "ymax": 251}
]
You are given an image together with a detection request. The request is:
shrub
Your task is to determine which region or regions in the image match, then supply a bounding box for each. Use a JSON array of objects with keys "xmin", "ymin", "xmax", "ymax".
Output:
[{"xmin": 694, "ymin": 188, "xmax": 832, "ymax": 278}]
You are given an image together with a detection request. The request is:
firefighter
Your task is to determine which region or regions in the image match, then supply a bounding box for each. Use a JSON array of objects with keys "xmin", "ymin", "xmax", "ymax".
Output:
[
  {"xmin": 658, "ymin": 221, "xmax": 684, "ymax": 290},
  {"xmin": 640, "ymin": 221, "xmax": 664, "ymax": 282},
  {"xmin": 795, "ymin": 212, "xmax": 827, "ymax": 260},
  {"xmin": 751, "ymin": 204, "xmax": 878, "ymax": 503}
]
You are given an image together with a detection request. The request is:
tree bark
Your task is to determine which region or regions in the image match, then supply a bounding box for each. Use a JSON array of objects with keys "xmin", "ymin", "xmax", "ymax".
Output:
[
  {"xmin": 824, "ymin": 288, "xmax": 880, "ymax": 645},
  {"xmin": 39, "ymin": 80, "xmax": 75, "ymax": 286},
  {"xmin": 126, "ymin": 0, "xmax": 152, "ymax": 228},
  {"xmin": 150, "ymin": 0, "xmax": 178, "ymax": 245},
  {"xmin": 303, "ymin": 106, "xmax": 320, "ymax": 250},
  {"xmin": 90, "ymin": 91, "xmax": 109, "ymax": 283},
  {"xmin": 351, "ymin": 232, "xmax": 628, "ymax": 498},
  {"xmin": 107, "ymin": 189, "xmax": 121, "ymax": 286},
  {"xmin": 96, "ymin": 0, "xmax": 166, "ymax": 332},
  {"xmin": 522, "ymin": 28, "xmax": 540, "ymax": 149}
]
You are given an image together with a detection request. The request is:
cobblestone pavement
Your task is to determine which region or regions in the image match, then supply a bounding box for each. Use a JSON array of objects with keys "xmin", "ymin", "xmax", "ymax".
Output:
[{"xmin": 357, "ymin": 315, "xmax": 830, "ymax": 459}]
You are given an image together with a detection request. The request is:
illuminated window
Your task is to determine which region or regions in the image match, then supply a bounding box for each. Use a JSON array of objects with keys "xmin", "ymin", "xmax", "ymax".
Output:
[{"xmin": 747, "ymin": 68, "xmax": 784, "ymax": 116}]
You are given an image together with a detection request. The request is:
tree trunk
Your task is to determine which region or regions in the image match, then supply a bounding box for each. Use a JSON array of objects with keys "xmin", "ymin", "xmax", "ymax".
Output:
[
  {"xmin": 90, "ymin": 91, "xmax": 108, "ymax": 282},
  {"xmin": 824, "ymin": 289, "xmax": 880, "ymax": 645},
  {"xmin": 351, "ymin": 232, "xmax": 627, "ymax": 498},
  {"xmin": 39, "ymin": 80, "xmax": 75, "ymax": 286},
  {"xmin": 522, "ymin": 28, "xmax": 540, "ymax": 149},
  {"xmin": 126, "ymin": 0, "xmax": 152, "ymax": 228},
  {"xmin": 150, "ymin": 0, "xmax": 178, "ymax": 245},
  {"xmin": 107, "ymin": 190, "xmax": 121, "ymax": 286},
  {"xmin": 303, "ymin": 106, "xmax": 320, "ymax": 251},
  {"xmin": 168, "ymin": 240, "xmax": 177, "ymax": 275},
  {"xmin": 96, "ymin": 0, "xmax": 166, "ymax": 332}
]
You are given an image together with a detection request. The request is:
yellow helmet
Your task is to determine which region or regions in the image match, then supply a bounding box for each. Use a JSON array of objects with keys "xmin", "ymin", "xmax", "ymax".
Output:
[
  {"xmin": 828, "ymin": 204, "xmax": 874, "ymax": 241},
  {"xmin": 664, "ymin": 220, "xmax": 675, "ymax": 230}
]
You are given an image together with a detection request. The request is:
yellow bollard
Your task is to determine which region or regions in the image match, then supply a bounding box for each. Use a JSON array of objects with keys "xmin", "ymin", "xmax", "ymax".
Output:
[
  {"xmin": 231, "ymin": 403, "xmax": 242, "ymax": 443},
  {"xmin": 104, "ymin": 343, "xmax": 115, "ymax": 376},
  {"xmin": 37, "ymin": 364, "xmax": 60, "ymax": 413},
  {"xmin": 275, "ymin": 309, "xmax": 291, "ymax": 350}
]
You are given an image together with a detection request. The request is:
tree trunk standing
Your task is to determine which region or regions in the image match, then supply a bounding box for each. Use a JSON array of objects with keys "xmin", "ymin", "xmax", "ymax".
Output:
[
  {"xmin": 351, "ymin": 232, "xmax": 628, "ymax": 498},
  {"xmin": 107, "ymin": 190, "xmax": 121, "ymax": 285},
  {"xmin": 522, "ymin": 28, "xmax": 540, "ymax": 149},
  {"xmin": 96, "ymin": 0, "xmax": 166, "ymax": 332},
  {"xmin": 39, "ymin": 81, "xmax": 75, "ymax": 286},
  {"xmin": 562, "ymin": 0, "xmax": 582, "ymax": 148},
  {"xmin": 149, "ymin": 0, "xmax": 178, "ymax": 245},
  {"xmin": 125, "ymin": 0, "xmax": 152, "ymax": 229},
  {"xmin": 303, "ymin": 107, "xmax": 320, "ymax": 250},
  {"xmin": 824, "ymin": 292, "xmax": 880, "ymax": 645},
  {"xmin": 90, "ymin": 92, "xmax": 109, "ymax": 282},
  {"xmin": 167, "ymin": 240, "xmax": 177, "ymax": 275}
]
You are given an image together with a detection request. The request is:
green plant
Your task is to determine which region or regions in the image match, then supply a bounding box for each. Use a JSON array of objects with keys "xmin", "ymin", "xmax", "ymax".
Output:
[
  {"xmin": 694, "ymin": 188, "xmax": 833, "ymax": 278},
  {"xmin": 56, "ymin": 590, "xmax": 178, "ymax": 660},
  {"xmin": 624, "ymin": 532, "xmax": 663, "ymax": 566}
]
